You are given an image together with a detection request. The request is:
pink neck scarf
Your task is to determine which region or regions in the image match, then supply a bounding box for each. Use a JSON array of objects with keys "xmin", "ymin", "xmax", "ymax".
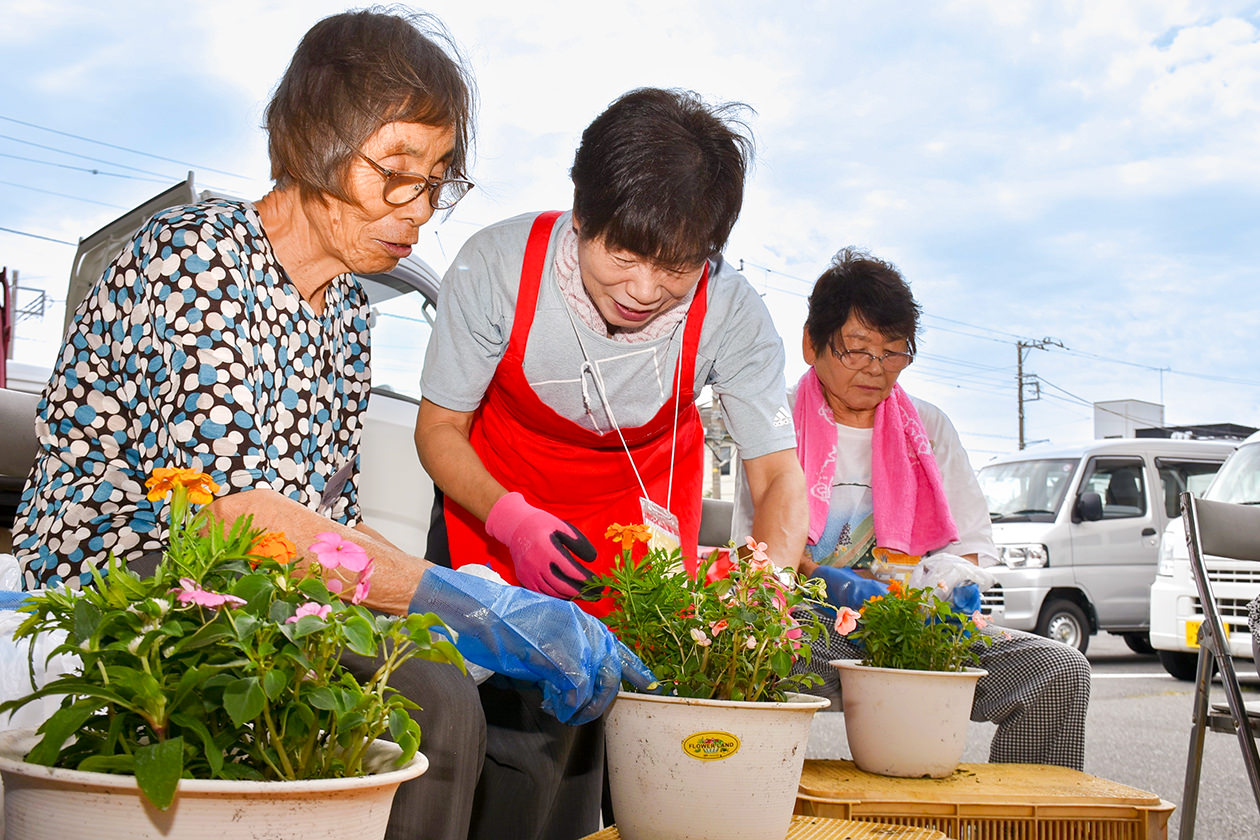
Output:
[{"xmin": 794, "ymin": 369, "xmax": 958, "ymax": 554}]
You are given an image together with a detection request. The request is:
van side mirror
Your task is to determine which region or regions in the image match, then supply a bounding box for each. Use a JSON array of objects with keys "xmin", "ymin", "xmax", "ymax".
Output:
[{"xmin": 1074, "ymin": 491, "xmax": 1103, "ymax": 523}]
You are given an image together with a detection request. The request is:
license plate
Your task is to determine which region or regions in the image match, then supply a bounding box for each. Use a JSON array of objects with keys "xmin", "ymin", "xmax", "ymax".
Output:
[{"xmin": 1185, "ymin": 619, "xmax": 1202, "ymax": 648}]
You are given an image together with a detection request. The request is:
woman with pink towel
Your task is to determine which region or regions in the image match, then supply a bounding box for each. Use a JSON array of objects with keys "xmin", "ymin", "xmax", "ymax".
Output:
[{"xmin": 737, "ymin": 247, "xmax": 1091, "ymax": 769}]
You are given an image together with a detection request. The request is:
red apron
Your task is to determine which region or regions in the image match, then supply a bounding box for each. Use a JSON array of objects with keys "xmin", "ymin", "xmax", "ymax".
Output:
[{"xmin": 444, "ymin": 211, "xmax": 708, "ymax": 617}]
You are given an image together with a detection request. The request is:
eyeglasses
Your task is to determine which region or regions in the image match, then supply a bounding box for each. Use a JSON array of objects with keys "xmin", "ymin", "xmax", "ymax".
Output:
[
  {"xmin": 829, "ymin": 337, "xmax": 914, "ymax": 372},
  {"xmin": 357, "ymin": 151, "xmax": 474, "ymax": 210}
]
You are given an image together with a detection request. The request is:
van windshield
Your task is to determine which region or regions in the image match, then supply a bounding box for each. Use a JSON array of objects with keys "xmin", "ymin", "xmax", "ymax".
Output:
[
  {"xmin": 1204, "ymin": 443, "xmax": 1260, "ymax": 505},
  {"xmin": 977, "ymin": 458, "xmax": 1078, "ymax": 522}
]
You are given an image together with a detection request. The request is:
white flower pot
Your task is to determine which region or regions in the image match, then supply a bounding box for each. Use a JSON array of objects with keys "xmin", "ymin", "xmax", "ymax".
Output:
[
  {"xmin": 832, "ymin": 659, "xmax": 986, "ymax": 778},
  {"xmin": 0, "ymin": 729, "xmax": 426, "ymax": 840},
  {"xmin": 604, "ymin": 690, "xmax": 829, "ymax": 840}
]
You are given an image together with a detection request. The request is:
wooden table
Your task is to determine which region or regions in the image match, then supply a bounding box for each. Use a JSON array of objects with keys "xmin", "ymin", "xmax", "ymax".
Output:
[{"xmin": 582, "ymin": 814, "xmax": 948, "ymax": 839}]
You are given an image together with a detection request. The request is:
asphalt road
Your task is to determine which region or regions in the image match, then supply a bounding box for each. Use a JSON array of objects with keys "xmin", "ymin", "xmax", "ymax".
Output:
[{"xmin": 805, "ymin": 632, "xmax": 1259, "ymax": 839}]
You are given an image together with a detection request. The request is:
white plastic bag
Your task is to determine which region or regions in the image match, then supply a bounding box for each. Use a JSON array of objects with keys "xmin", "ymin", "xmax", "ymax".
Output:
[
  {"xmin": 908, "ymin": 552, "xmax": 996, "ymax": 599},
  {"xmin": 0, "ymin": 554, "xmax": 22, "ymax": 591},
  {"xmin": 0, "ymin": 610, "xmax": 79, "ymax": 733}
]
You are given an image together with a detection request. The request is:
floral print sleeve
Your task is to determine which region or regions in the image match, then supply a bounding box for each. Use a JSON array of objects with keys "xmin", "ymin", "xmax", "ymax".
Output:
[{"xmin": 14, "ymin": 199, "xmax": 371, "ymax": 590}]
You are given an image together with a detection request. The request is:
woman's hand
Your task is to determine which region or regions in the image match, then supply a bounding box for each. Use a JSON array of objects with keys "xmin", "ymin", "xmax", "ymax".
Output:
[{"xmin": 484, "ymin": 492, "xmax": 599, "ymax": 599}]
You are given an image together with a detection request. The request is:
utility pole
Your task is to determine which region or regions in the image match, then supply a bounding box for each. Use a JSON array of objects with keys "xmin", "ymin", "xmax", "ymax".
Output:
[{"xmin": 1016, "ymin": 337, "xmax": 1064, "ymax": 449}]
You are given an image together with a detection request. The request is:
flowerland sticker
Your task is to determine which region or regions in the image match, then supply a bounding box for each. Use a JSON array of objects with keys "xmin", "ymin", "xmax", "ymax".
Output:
[{"xmin": 681, "ymin": 730, "xmax": 740, "ymax": 761}]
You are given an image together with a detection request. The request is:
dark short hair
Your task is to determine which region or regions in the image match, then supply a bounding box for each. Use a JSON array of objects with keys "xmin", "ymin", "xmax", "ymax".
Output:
[
  {"xmin": 805, "ymin": 247, "xmax": 922, "ymax": 355},
  {"xmin": 570, "ymin": 88, "xmax": 753, "ymax": 269},
  {"xmin": 265, "ymin": 8, "xmax": 476, "ymax": 205}
]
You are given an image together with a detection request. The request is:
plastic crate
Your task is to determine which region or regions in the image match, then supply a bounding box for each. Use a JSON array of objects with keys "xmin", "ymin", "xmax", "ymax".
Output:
[
  {"xmin": 583, "ymin": 814, "xmax": 947, "ymax": 838},
  {"xmin": 796, "ymin": 760, "xmax": 1174, "ymax": 840}
]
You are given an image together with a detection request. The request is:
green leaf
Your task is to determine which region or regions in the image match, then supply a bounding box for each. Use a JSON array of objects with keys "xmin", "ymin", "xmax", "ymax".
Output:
[
  {"xmin": 306, "ymin": 686, "xmax": 338, "ymax": 711},
  {"xmin": 342, "ymin": 614, "xmax": 376, "ymax": 656},
  {"xmin": 262, "ymin": 668, "xmax": 289, "ymax": 701},
  {"xmin": 769, "ymin": 648, "xmax": 792, "ymax": 678},
  {"xmin": 222, "ymin": 677, "xmax": 265, "ymax": 726},
  {"xmin": 78, "ymin": 754, "xmax": 137, "ymax": 774},
  {"xmin": 71, "ymin": 598, "xmax": 102, "ymax": 643},
  {"xmin": 169, "ymin": 711, "xmax": 224, "ymax": 776},
  {"xmin": 134, "ymin": 737, "xmax": 185, "ymax": 810},
  {"xmin": 26, "ymin": 703, "xmax": 98, "ymax": 765}
]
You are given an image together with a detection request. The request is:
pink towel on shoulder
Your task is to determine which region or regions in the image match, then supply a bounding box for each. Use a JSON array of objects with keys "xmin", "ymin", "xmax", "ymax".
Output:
[
  {"xmin": 795, "ymin": 371, "xmax": 957, "ymax": 554},
  {"xmin": 793, "ymin": 369, "xmax": 838, "ymax": 544}
]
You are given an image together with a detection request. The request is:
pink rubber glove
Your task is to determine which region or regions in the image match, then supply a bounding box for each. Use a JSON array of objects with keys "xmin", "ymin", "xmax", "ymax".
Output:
[{"xmin": 485, "ymin": 492, "xmax": 599, "ymax": 600}]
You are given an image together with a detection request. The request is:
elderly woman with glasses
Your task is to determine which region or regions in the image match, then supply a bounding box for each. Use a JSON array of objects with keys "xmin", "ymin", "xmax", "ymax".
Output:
[
  {"xmin": 14, "ymin": 10, "xmax": 655, "ymax": 840},
  {"xmin": 735, "ymin": 247, "xmax": 1092, "ymax": 770}
]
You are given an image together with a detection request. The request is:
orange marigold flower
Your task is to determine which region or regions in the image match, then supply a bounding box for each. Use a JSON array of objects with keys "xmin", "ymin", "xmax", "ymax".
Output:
[
  {"xmin": 250, "ymin": 532, "xmax": 298, "ymax": 566},
  {"xmin": 887, "ymin": 579, "xmax": 903, "ymax": 596},
  {"xmin": 145, "ymin": 468, "xmax": 220, "ymax": 505},
  {"xmin": 605, "ymin": 523, "xmax": 652, "ymax": 551}
]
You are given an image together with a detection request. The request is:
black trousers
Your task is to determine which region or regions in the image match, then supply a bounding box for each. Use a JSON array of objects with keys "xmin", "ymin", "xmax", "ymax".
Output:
[
  {"xmin": 468, "ymin": 676, "xmax": 605, "ymax": 840},
  {"xmin": 341, "ymin": 653, "xmax": 487, "ymax": 840}
]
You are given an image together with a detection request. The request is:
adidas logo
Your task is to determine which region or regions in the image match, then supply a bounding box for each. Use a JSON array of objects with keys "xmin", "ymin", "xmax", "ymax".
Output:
[{"xmin": 771, "ymin": 406, "xmax": 791, "ymax": 427}]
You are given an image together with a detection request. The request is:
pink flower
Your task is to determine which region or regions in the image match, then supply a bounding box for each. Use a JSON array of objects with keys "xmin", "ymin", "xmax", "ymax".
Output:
[
  {"xmin": 173, "ymin": 578, "xmax": 245, "ymax": 610},
  {"xmin": 689, "ymin": 627, "xmax": 711, "ymax": 647},
  {"xmin": 972, "ymin": 610, "xmax": 990, "ymax": 630},
  {"xmin": 309, "ymin": 532, "xmax": 371, "ymax": 572},
  {"xmin": 352, "ymin": 559, "xmax": 375, "ymax": 605},
  {"xmin": 744, "ymin": 536, "xmax": 771, "ymax": 569},
  {"xmin": 833, "ymin": 606, "xmax": 860, "ymax": 636},
  {"xmin": 709, "ymin": 618, "xmax": 728, "ymax": 635},
  {"xmin": 745, "ymin": 635, "xmax": 758, "ymax": 650},
  {"xmin": 287, "ymin": 602, "xmax": 332, "ymax": 624}
]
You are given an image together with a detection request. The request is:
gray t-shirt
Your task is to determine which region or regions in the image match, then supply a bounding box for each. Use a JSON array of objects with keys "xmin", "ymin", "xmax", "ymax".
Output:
[{"xmin": 421, "ymin": 211, "xmax": 794, "ymax": 459}]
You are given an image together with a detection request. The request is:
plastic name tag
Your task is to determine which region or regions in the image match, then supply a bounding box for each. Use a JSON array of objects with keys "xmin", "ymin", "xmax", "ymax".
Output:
[{"xmin": 640, "ymin": 497, "xmax": 683, "ymax": 568}]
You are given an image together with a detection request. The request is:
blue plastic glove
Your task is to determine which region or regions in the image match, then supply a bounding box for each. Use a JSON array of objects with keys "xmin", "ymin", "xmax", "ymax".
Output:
[
  {"xmin": 0, "ymin": 591, "xmax": 31, "ymax": 610},
  {"xmin": 485, "ymin": 492, "xmax": 599, "ymax": 600},
  {"xmin": 950, "ymin": 582, "xmax": 981, "ymax": 616},
  {"xmin": 808, "ymin": 565, "xmax": 889, "ymax": 612},
  {"xmin": 410, "ymin": 565, "xmax": 657, "ymax": 724}
]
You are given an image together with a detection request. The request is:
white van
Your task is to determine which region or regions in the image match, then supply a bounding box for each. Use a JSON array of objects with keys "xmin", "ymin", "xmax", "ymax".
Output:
[
  {"xmin": 1149, "ymin": 430, "xmax": 1260, "ymax": 679},
  {"xmin": 976, "ymin": 439, "xmax": 1236, "ymax": 654}
]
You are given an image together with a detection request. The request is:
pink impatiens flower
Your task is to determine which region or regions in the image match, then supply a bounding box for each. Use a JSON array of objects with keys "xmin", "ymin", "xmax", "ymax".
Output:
[
  {"xmin": 744, "ymin": 536, "xmax": 771, "ymax": 569},
  {"xmin": 173, "ymin": 578, "xmax": 245, "ymax": 610},
  {"xmin": 287, "ymin": 602, "xmax": 332, "ymax": 624},
  {"xmin": 833, "ymin": 606, "xmax": 860, "ymax": 636},
  {"xmin": 309, "ymin": 532, "xmax": 372, "ymax": 572},
  {"xmin": 689, "ymin": 627, "xmax": 711, "ymax": 647},
  {"xmin": 972, "ymin": 610, "xmax": 990, "ymax": 630},
  {"xmin": 745, "ymin": 635, "xmax": 758, "ymax": 650},
  {"xmin": 709, "ymin": 619, "xmax": 729, "ymax": 636},
  {"xmin": 352, "ymin": 559, "xmax": 375, "ymax": 605}
]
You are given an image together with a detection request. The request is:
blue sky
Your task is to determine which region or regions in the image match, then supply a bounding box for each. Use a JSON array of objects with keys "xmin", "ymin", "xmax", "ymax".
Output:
[{"xmin": 3, "ymin": 0, "xmax": 1259, "ymax": 463}]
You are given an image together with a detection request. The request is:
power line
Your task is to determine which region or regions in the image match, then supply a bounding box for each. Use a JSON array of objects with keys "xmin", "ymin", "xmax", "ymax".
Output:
[
  {"xmin": 0, "ymin": 133, "xmax": 179, "ymax": 179},
  {"xmin": 0, "ymin": 114, "xmax": 250, "ymax": 180},
  {"xmin": 0, "ymin": 225, "xmax": 76, "ymax": 245},
  {"xmin": 1, "ymin": 179, "xmax": 128, "ymax": 210},
  {"xmin": 0, "ymin": 151, "xmax": 172, "ymax": 185}
]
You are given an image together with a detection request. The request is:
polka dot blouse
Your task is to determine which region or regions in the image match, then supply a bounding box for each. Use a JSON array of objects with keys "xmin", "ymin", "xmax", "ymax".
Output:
[{"xmin": 14, "ymin": 199, "xmax": 371, "ymax": 590}]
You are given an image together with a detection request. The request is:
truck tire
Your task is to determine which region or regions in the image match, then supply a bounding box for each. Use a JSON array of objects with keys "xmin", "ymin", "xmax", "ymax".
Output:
[
  {"xmin": 1122, "ymin": 632, "xmax": 1156, "ymax": 655},
  {"xmin": 1035, "ymin": 599, "xmax": 1090, "ymax": 654},
  {"xmin": 1158, "ymin": 649, "xmax": 1210, "ymax": 681}
]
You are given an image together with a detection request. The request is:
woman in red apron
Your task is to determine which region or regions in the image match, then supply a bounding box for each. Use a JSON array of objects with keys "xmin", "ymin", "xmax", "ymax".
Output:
[
  {"xmin": 439, "ymin": 211, "xmax": 708, "ymax": 618},
  {"xmin": 414, "ymin": 88, "xmax": 807, "ymax": 840}
]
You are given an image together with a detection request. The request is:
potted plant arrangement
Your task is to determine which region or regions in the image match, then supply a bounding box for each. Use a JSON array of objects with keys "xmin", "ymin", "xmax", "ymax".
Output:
[
  {"xmin": 0, "ymin": 468, "xmax": 463, "ymax": 840},
  {"xmin": 831, "ymin": 579, "xmax": 992, "ymax": 778},
  {"xmin": 595, "ymin": 525, "xmax": 833, "ymax": 840}
]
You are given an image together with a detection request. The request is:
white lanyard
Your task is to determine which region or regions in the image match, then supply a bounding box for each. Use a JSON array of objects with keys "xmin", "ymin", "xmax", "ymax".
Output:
[{"xmin": 559, "ymin": 299, "xmax": 687, "ymax": 512}]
